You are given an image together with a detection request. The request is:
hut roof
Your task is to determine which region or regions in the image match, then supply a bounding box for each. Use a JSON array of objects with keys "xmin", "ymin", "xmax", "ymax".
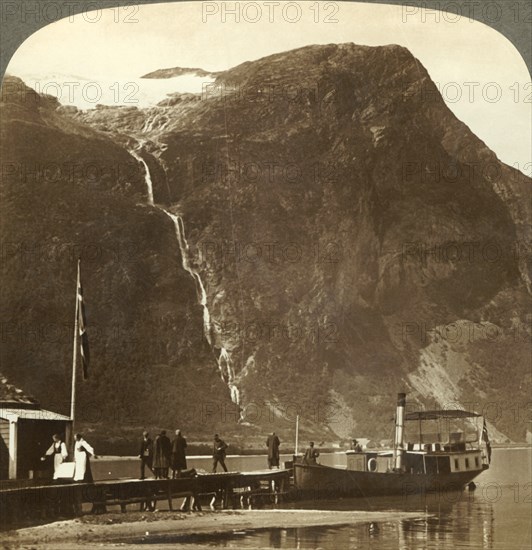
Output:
[
  {"xmin": 0, "ymin": 374, "xmax": 40, "ymax": 409},
  {"xmin": 0, "ymin": 408, "xmax": 71, "ymax": 422}
]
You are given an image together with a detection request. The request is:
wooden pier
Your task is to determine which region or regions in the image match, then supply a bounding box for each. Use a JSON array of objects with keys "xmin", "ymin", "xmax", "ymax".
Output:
[{"xmin": 0, "ymin": 469, "xmax": 291, "ymax": 527}]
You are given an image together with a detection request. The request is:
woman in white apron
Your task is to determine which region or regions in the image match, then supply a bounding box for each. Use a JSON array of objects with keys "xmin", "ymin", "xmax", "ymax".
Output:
[
  {"xmin": 41, "ymin": 434, "xmax": 68, "ymax": 479},
  {"xmin": 73, "ymin": 433, "xmax": 96, "ymax": 482}
]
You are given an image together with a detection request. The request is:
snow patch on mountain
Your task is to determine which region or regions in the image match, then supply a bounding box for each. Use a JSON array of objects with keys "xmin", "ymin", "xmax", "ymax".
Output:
[{"xmin": 16, "ymin": 72, "xmax": 214, "ymax": 110}]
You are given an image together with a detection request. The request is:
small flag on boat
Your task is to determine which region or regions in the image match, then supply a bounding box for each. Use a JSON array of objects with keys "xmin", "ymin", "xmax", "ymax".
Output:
[
  {"xmin": 482, "ymin": 418, "xmax": 491, "ymax": 463},
  {"xmin": 77, "ymin": 261, "xmax": 90, "ymax": 379}
]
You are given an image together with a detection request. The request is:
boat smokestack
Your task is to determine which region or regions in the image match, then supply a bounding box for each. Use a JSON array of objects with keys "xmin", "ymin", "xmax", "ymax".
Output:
[{"xmin": 393, "ymin": 392, "xmax": 406, "ymax": 471}]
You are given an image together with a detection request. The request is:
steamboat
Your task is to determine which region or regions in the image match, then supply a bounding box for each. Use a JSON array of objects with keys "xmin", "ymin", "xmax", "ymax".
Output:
[{"xmin": 293, "ymin": 393, "xmax": 491, "ymax": 498}]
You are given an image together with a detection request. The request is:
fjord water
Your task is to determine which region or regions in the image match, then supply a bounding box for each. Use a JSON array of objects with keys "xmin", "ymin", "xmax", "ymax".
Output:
[{"xmin": 99, "ymin": 447, "xmax": 531, "ymax": 549}]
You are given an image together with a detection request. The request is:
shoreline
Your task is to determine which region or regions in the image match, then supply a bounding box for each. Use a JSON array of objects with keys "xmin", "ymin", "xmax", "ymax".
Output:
[{"xmin": 3, "ymin": 509, "xmax": 428, "ymax": 549}]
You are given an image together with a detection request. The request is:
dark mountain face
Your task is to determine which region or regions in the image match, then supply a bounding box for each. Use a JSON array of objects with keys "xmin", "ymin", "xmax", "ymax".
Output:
[{"xmin": 1, "ymin": 44, "xmax": 531, "ymax": 450}]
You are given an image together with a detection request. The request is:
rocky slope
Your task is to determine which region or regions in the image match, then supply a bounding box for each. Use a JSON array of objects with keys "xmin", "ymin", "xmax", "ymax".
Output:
[{"xmin": 1, "ymin": 43, "xmax": 531, "ymax": 449}]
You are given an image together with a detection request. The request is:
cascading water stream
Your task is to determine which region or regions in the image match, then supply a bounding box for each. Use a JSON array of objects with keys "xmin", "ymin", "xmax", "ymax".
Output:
[
  {"xmin": 141, "ymin": 112, "xmax": 169, "ymax": 134},
  {"xmin": 128, "ymin": 142, "xmax": 154, "ymax": 205},
  {"xmin": 127, "ymin": 141, "xmax": 240, "ymax": 404},
  {"xmin": 163, "ymin": 210, "xmax": 212, "ymax": 345},
  {"xmin": 219, "ymin": 347, "xmax": 240, "ymax": 404}
]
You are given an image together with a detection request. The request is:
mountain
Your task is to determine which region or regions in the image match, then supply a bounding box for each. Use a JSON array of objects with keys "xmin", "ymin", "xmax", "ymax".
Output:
[{"xmin": 1, "ymin": 43, "xmax": 531, "ymax": 452}]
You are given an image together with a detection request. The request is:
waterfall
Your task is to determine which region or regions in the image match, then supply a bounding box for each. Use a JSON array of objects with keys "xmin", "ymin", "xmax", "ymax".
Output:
[
  {"xmin": 127, "ymin": 142, "xmax": 211, "ymax": 341},
  {"xmin": 128, "ymin": 138, "xmax": 240, "ymax": 405},
  {"xmin": 219, "ymin": 347, "xmax": 240, "ymax": 404},
  {"xmin": 163, "ymin": 210, "xmax": 212, "ymax": 345},
  {"xmin": 129, "ymin": 144, "xmax": 154, "ymax": 205}
]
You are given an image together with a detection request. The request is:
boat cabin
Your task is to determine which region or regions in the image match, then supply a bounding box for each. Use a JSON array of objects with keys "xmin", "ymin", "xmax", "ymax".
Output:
[{"xmin": 346, "ymin": 399, "xmax": 489, "ymax": 475}]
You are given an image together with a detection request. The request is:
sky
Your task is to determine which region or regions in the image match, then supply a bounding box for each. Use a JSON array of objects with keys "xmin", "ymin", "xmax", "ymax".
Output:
[{"xmin": 6, "ymin": 1, "xmax": 531, "ymax": 173}]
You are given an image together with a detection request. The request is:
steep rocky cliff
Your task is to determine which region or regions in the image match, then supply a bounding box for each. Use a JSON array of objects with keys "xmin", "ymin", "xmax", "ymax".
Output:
[{"xmin": 1, "ymin": 43, "xmax": 530, "ymax": 449}]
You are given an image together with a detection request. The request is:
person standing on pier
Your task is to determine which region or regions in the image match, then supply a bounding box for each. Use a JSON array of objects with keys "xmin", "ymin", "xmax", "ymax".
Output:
[
  {"xmin": 303, "ymin": 442, "xmax": 319, "ymax": 465},
  {"xmin": 138, "ymin": 431, "xmax": 153, "ymax": 480},
  {"xmin": 73, "ymin": 433, "xmax": 96, "ymax": 482},
  {"xmin": 153, "ymin": 430, "xmax": 171, "ymax": 479},
  {"xmin": 171, "ymin": 429, "xmax": 188, "ymax": 478},
  {"xmin": 41, "ymin": 434, "xmax": 68, "ymax": 479},
  {"xmin": 212, "ymin": 434, "xmax": 228, "ymax": 473},
  {"xmin": 266, "ymin": 432, "xmax": 281, "ymax": 469}
]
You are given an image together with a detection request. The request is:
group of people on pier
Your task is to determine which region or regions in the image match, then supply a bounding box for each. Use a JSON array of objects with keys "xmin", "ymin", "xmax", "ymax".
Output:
[
  {"xmin": 42, "ymin": 429, "xmax": 323, "ymax": 482},
  {"xmin": 138, "ymin": 431, "xmax": 234, "ymax": 478},
  {"xmin": 139, "ymin": 429, "xmax": 188, "ymax": 479},
  {"xmin": 138, "ymin": 431, "xmax": 286, "ymax": 480}
]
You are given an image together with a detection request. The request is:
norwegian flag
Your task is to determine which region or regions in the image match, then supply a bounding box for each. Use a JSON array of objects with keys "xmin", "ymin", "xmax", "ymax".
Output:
[
  {"xmin": 482, "ymin": 418, "xmax": 492, "ymax": 464},
  {"xmin": 77, "ymin": 262, "xmax": 90, "ymax": 379}
]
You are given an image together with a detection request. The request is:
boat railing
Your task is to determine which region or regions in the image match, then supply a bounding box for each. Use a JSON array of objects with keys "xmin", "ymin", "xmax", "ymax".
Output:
[
  {"xmin": 407, "ymin": 430, "xmax": 479, "ymax": 447},
  {"xmin": 406, "ymin": 440, "xmax": 483, "ymax": 453}
]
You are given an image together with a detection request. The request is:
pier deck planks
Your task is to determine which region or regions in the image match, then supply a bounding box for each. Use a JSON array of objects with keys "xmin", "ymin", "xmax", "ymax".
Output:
[{"xmin": 0, "ymin": 469, "xmax": 291, "ymax": 526}]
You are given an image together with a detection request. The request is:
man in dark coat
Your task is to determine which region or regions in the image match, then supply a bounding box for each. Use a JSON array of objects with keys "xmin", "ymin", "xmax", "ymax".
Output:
[
  {"xmin": 266, "ymin": 432, "xmax": 281, "ymax": 469},
  {"xmin": 138, "ymin": 431, "xmax": 153, "ymax": 480},
  {"xmin": 303, "ymin": 441, "xmax": 319, "ymax": 465},
  {"xmin": 153, "ymin": 430, "xmax": 171, "ymax": 479},
  {"xmin": 171, "ymin": 429, "xmax": 188, "ymax": 478},
  {"xmin": 212, "ymin": 434, "xmax": 228, "ymax": 473}
]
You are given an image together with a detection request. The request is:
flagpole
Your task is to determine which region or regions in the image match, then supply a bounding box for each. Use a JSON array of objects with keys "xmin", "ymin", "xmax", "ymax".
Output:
[
  {"xmin": 70, "ymin": 258, "xmax": 80, "ymax": 425},
  {"xmin": 295, "ymin": 414, "xmax": 299, "ymax": 456}
]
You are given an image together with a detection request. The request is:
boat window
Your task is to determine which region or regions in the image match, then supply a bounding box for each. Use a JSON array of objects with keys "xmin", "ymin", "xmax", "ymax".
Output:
[
  {"xmin": 475, "ymin": 456, "xmax": 480, "ymax": 468},
  {"xmin": 465, "ymin": 458, "xmax": 470, "ymax": 469},
  {"xmin": 454, "ymin": 459, "xmax": 459, "ymax": 470}
]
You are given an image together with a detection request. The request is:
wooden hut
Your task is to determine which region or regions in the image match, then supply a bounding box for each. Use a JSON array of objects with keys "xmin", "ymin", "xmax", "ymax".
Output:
[{"xmin": 0, "ymin": 374, "xmax": 71, "ymax": 480}]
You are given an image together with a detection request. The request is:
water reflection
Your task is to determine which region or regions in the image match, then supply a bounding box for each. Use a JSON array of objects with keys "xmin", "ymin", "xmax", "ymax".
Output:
[
  {"xmin": 396, "ymin": 490, "xmax": 495, "ymax": 549},
  {"xmin": 149, "ymin": 493, "xmax": 506, "ymax": 549},
  {"xmin": 270, "ymin": 495, "xmax": 496, "ymax": 550},
  {"xmin": 128, "ymin": 495, "xmax": 500, "ymax": 549},
  {"xmin": 122, "ymin": 448, "xmax": 529, "ymax": 549}
]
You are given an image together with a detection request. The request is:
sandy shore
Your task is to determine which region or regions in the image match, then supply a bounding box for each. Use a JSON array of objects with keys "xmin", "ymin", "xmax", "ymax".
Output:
[{"xmin": 3, "ymin": 509, "xmax": 427, "ymax": 549}]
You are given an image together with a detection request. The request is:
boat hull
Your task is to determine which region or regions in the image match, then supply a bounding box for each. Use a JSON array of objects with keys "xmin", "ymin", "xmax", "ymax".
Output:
[{"xmin": 293, "ymin": 463, "xmax": 486, "ymax": 499}]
